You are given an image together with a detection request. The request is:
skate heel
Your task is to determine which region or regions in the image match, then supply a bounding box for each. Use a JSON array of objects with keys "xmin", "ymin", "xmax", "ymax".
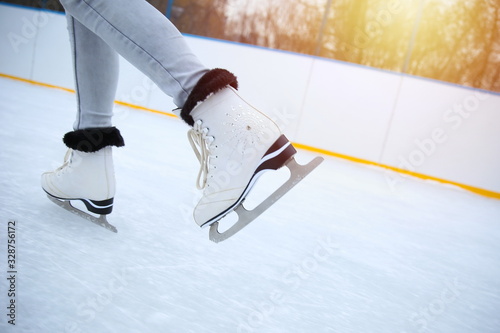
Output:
[
  {"xmin": 209, "ymin": 149, "xmax": 324, "ymax": 243},
  {"xmin": 256, "ymin": 135, "xmax": 297, "ymax": 173},
  {"xmin": 81, "ymin": 198, "xmax": 114, "ymax": 215},
  {"xmin": 44, "ymin": 191, "xmax": 117, "ymax": 232}
]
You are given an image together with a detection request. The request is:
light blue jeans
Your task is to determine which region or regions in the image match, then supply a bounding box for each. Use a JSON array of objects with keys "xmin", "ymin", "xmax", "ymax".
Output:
[{"xmin": 59, "ymin": 0, "xmax": 208, "ymax": 129}]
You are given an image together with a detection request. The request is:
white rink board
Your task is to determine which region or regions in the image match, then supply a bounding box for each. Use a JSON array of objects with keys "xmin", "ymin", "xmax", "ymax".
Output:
[
  {"xmin": 0, "ymin": 4, "xmax": 38, "ymax": 79},
  {"xmin": 297, "ymin": 57, "xmax": 401, "ymax": 162},
  {"xmin": 382, "ymin": 77, "xmax": 500, "ymax": 193},
  {"xmin": 30, "ymin": 9, "xmax": 74, "ymax": 89},
  {"xmin": 0, "ymin": 3, "xmax": 499, "ymax": 194}
]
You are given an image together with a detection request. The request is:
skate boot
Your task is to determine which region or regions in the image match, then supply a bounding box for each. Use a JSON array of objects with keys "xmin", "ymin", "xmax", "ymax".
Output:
[
  {"xmin": 41, "ymin": 127, "xmax": 124, "ymax": 232},
  {"xmin": 180, "ymin": 69, "xmax": 323, "ymax": 241}
]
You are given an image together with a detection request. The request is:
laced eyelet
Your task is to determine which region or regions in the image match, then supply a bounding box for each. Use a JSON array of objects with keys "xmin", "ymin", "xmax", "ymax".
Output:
[{"xmin": 188, "ymin": 120, "xmax": 215, "ymax": 190}]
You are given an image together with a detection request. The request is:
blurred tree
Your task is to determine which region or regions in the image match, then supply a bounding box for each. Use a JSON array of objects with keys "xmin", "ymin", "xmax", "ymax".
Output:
[
  {"xmin": 0, "ymin": 0, "xmax": 64, "ymax": 11},
  {"xmin": 408, "ymin": 0, "xmax": 500, "ymax": 91},
  {"xmin": 0, "ymin": 0, "xmax": 170, "ymax": 14},
  {"xmin": 224, "ymin": 0, "xmax": 324, "ymax": 55},
  {"xmin": 146, "ymin": 0, "xmax": 169, "ymax": 14},
  {"xmin": 319, "ymin": 0, "xmax": 422, "ymax": 72},
  {"xmin": 169, "ymin": 0, "xmax": 229, "ymax": 40}
]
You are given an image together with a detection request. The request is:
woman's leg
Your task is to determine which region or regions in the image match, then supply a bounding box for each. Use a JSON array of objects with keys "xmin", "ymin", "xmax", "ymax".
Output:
[
  {"xmin": 60, "ymin": 0, "xmax": 208, "ymax": 108},
  {"xmin": 67, "ymin": 15, "xmax": 119, "ymax": 130}
]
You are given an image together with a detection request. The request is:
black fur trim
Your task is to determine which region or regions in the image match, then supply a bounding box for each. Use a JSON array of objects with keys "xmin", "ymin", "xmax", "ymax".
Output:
[
  {"xmin": 180, "ymin": 68, "xmax": 238, "ymax": 126},
  {"xmin": 63, "ymin": 127, "xmax": 125, "ymax": 153}
]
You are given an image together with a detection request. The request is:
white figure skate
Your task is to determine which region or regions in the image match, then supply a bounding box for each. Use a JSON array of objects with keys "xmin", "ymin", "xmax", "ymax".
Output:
[
  {"xmin": 41, "ymin": 127, "xmax": 124, "ymax": 232},
  {"xmin": 187, "ymin": 87, "xmax": 323, "ymax": 242}
]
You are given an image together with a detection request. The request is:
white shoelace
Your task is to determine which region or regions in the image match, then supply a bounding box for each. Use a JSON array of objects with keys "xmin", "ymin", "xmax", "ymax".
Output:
[
  {"xmin": 187, "ymin": 120, "xmax": 214, "ymax": 190},
  {"xmin": 55, "ymin": 149, "xmax": 73, "ymax": 176}
]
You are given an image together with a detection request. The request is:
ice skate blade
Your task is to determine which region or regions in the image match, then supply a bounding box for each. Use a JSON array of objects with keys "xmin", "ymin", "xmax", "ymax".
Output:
[
  {"xmin": 209, "ymin": 155, "xmax": 324, "ymax": 243},
  {"xmin": 46, "ymin": 195, "xmax": 117, "ymax": 233}
]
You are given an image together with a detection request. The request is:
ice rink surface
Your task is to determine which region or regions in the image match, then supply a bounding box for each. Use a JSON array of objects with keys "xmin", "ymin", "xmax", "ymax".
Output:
[{"xmin": 1, "ymin": 77, "xmax": 499, "ymax": 333}]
